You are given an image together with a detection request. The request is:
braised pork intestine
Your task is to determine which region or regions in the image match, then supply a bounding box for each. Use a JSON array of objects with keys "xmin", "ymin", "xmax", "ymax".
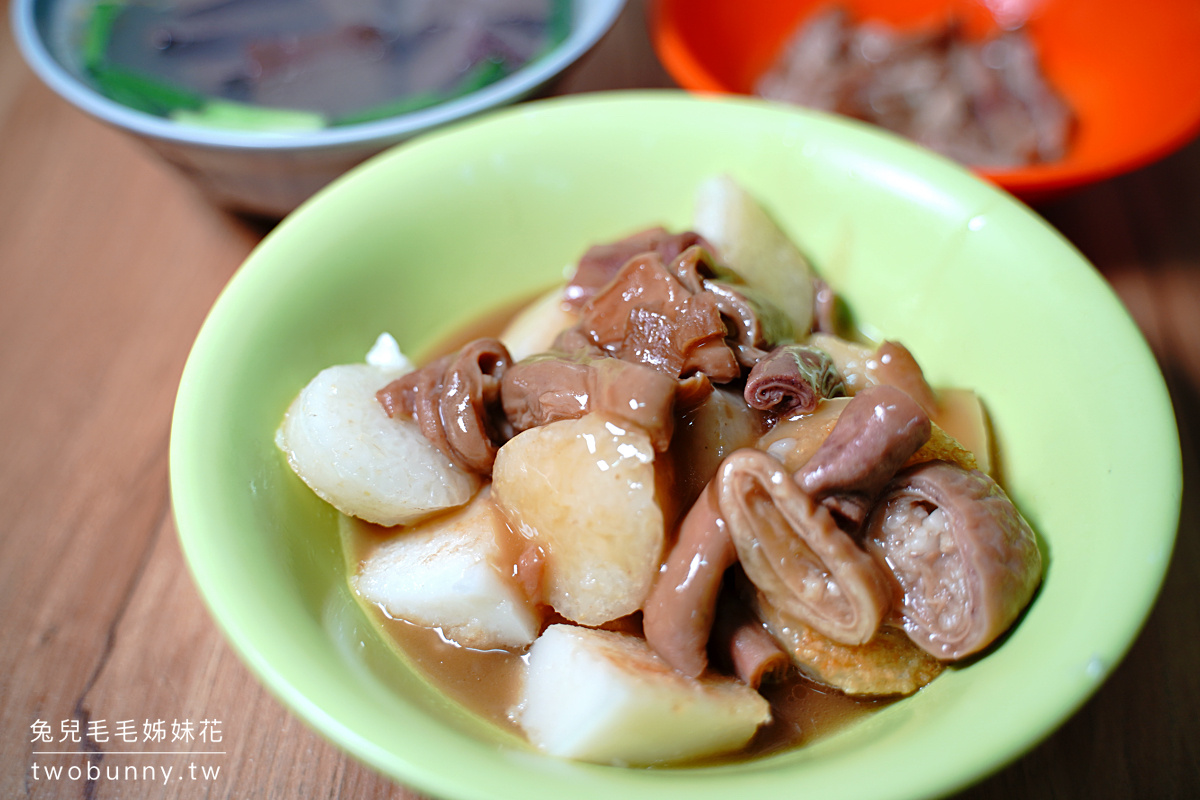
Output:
[
  {"xmin": 744, "ymin": 343, "xmax": 847, "ymax": 415},
  {"xmin": 376, "ymin": 337, "xmax": 513, "ymax": 475},
  {"xmin": 500, "ymin": 352, "xmax": 680, "ymax": 452},
  {"xmin": 794, "ymin": 383, "xmax": 931, "ymax": 527}
]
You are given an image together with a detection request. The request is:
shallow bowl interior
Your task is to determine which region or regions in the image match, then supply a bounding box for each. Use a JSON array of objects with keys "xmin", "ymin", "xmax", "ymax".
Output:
[
  {"xmin": 170, "ymin": 92, "xmax": 1180, "ymax": 800},
  {"xmin": 650, "ymin": 0, "xmax": 1200, "ymax": 201}
]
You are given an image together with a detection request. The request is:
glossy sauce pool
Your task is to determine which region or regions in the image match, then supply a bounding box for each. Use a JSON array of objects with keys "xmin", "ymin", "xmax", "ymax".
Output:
[{"xmin": 341, "ymin": 511, "xmax": 894, "ymax": 764}]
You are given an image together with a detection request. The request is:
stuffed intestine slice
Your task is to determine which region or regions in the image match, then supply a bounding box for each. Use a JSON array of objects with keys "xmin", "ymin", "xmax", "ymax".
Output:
[
  {"xmin": 716, "ymin": 449, "xmax": 892, "ymax": 645},
  {"xmin": 863, "ymin": 460, "xmax": 1042, "ymax": 660}
]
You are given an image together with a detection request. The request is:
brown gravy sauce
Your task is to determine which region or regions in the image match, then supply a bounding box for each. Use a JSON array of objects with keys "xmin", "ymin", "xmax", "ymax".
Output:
[
  {"xmin": 344, "ymin": 516, "xmax": 892, "ymax": 763},
  {"xmin": 416, "ymin": 290, "xmax": 541, "ymax": 363},
  {"xmin": 344, "ymin": 288, "xmax": 897, "ymax": 763},
  {"xmin": 378, "ymin": 614, "xmax": 529, "ymax": 738}
]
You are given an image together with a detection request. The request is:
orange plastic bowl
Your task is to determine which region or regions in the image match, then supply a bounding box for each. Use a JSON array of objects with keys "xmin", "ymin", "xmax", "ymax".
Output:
[{"xmin": 651, "ymin": 0, "xmax": 1200, "ymax": 201}]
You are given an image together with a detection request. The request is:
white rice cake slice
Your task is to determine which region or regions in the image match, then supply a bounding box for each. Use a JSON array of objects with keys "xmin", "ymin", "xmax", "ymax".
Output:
[
  {"xmin": 353, "ymin": 490, "xmax": 541, "ymax": 649},
  {"xmin": 275, "ymin": 362, "xmax": 479, "ymax": 526},
  {"xmin": 491, "ymin": 413, "xmax": 665, "ymax": 627},
  {"xmin": 516, "ymin": 625, "xmax": 771, "ymax": 765}
]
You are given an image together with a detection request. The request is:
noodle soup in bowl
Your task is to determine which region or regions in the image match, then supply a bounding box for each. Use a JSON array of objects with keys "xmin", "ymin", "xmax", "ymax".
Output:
[{"xmin": 170, "ymin": 93, "xmax": 1180, "ymax": 799}]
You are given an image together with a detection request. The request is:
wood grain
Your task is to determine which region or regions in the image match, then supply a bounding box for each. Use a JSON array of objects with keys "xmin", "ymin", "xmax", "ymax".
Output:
[{"xmin": 2, "ymin": 2, "xmax": 1197, "ymax": 798}]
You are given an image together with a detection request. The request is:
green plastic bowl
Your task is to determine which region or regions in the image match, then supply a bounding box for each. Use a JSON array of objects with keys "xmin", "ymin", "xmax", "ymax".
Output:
[{"xmin": 170, "ymin": 92, "xmax": 1181, "ymax": 800}]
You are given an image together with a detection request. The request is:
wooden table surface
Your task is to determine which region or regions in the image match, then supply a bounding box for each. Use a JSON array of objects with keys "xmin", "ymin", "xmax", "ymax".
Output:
[{"xmin": 2, "ymin": 2, "xmax": 1197, "ymax": 798}]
